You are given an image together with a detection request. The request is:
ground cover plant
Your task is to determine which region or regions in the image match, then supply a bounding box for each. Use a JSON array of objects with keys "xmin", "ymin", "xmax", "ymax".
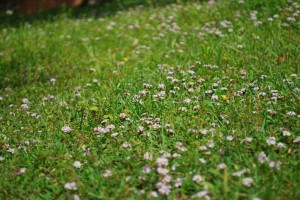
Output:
[{"xmin": 0, "ymin": 0, "xmax": 299, "ymax": 199}]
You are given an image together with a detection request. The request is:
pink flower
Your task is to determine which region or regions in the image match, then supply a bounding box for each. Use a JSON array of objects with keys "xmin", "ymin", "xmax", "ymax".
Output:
[
  {"xmin": 64, "ymin": 182, "xmax": 77, "ymax": 190},
  {"xmin": 156, "ymin": 182, "xmax": 171, "ymax": 196},
  {"xmin": 162, "ymin": 175, "xmax": 172, "ymax": 183},
  {"xmin": 156, "ymin": 157, "xmax": 168, "ymax": 167},
  {"xmin": 257, "ymin": 152, "xmax": 268, "ymax": 163},
  {"xmin": 242, "ymin": 177, "xmax": 253, "ymax": 187},
  {"xmin": 62, "ymin": 126, "xmax": 72, "ymax": 133},
  {"xmin": 175, "ymin": 142, "xmax": 187, "ymax": 151},
  {"xmin": 174, "ymin": 178, "xmax": 183, "ymax": 188},
  {"xmin": 193, "ymin": 175, "xmax": 204, "ymax": 182},
  {"xmin": 266, "ymin": 137, "xmax": 276, "ymax": 146},
  {"xmin": 269, "ymin": 161, "xmax": 281, "ymax": 169},
  {"xmin": 142, "ymin": 165, "xmax": 151, "ymax": 174},
  {"xmin": 157, "ymin": 167, "xmax": 169, "ymax": 175},
  {"xmin": 21, "ymin": 104, "xmax": 29, "ymax": 110}
]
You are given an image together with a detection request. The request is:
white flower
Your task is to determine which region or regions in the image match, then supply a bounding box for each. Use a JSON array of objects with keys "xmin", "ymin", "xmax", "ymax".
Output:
[
  {"xmin": 252, "ymin": 198, "xmax": 261, "ymax": 200},
  {"xmin": 179, "ymin": 107, "xmax": 187, "ymax": 112},
  {"xmin": 293, "ymin": 136, "xmax": 300, "ymax": 143},
  {"xmin": 143, "ymin": 152, "xmax": 153, "ymax": 160},
  {"xmin": 171, "ymin": 165, "xmax": 177, "ymax": 170},
  {"xmin": 172, "ymin": 153, "xmax": 181, "ymax": 158},
  {"xmin": 242, "ymin": 177, "xmax": 253, "ymax": 187},
  {"xmin": 119, "ymin": 113, "xmax": 127, "ymax": 119},
  {"xmin": 143, "ymin": 83, "xmax": 153, "ymax": 89},
  {"xmin": 64, "ymin": 182, "xmax": 77, "ymax": 190},
  {"xmin": 73, "ymin": 161, "xmax": 82, "ymax": 168},
  {"xmin": 287, "ymin": 111, "xmax": 296, "ymax": 116},
  {"xmin": 217, "ymin": 163, "xmax": 227, "ymax": 169},
  {"xmin": 73, "ymin": 194, "xmax": 80, "ymax": 200},
  {"xmin": 266, "ymin": 137, "xmax": 276, "ymax": 146},
  {"xmin": 192, "ymin": 190, "xmax": 210, "ymax": 199},
  {"xmin": 6, "ymin": 10, "xmax": 13, "ymax": 15},
  {"xmin": 200, "ymin": 129, "xmax": 208, "ymax": 135},
  {"xmin": 226, "ymin": 135, "xmax": 233, "ymax": 141},
  {"xmin": 94, "ymin": 127, "xmax": 109, "ymax": 134},
  {"xmin": 150, "ymin": 123, "xmax": 161, "ymax": 130},
  {"xmin": 22, "ymin": 98, "xmax": 30, "ymax": 104},
  {"xmin": 89, "ymin": 68, "xmax": 96, "ymax": 72},
  {"xmin": 158, "ymin": 84, "xmax": 166, "ymax": 89},
  {"xmin": 175, "ymin": 142, "xmax": 187, "ymax": 151},
  {"xmin": 17, "ymin": 168, "xmax": 27, "ymax": 175},
  {"xmin": 62, "ymin": 126, "xmax": 72, "ymax": 133},
  {"xmin": 0, "ymin": 156, "xmax": 4, "ymax": 161},
  {"xmin": 257, "ymin": 152, "xmax": 268, "ymax": 164},
  {"xmin": 111, "ymin": 132, "xmax": 119, "ymax": 137},
  {"xmin": 122, "ymin": 142, "xmax": 131, "ymax": 148},
  {"xmin": 199, "ymin": 145, "xmax": 207, "ymax": 151},
  {"xmin": 21, "ymin": 104, "xmax": 29, "ymax": 110},
  {"xmin": 184, "ymin": 98, "xmax": 191, "ymax": 103},
  {"xmin": 106, "ymin": 124, "xmax": 115, "ymax": 130},
  {"xmin": 162, "ymin": 151, "xmax": 171, "ymax": 158},
  {"xmin": 269, "ymin": 161, "xmax": 281, "ymax": 169},
  {"xmin": 277, "ymin": 142, "xmax": 285, "ymax": 148},
  {"xmin": 211, "ymin": 94, "xmax": 218, "ymax": 100},
  {"xmin": 137, "ymin": 126, "xmax": 144, "ymax": 133},
  {"xmin": 103, "ymin": 170, "xmax": 112, "ymax": 177},
  {"xmin": 188, "ymin": 88, "xmax": 194, "ymax": 93},
  {"xmin": 232, "ymin": 169, "xmax": 248, "ymax": 177},
  {"xmin": 50, "ymin": 78, "xmax": 56, "ymax": 84},
  {"xmin": 150, "ymin": 191, "xmax": 158, "ymax": 198},
  {"xmin": 282, "ymin": 130, "xmax": 291, "ymax": 137},
  {"xmin": 193, "ymin": 175, "xmax": 204, "ymax": 182},
  {"xmin": 7, "ymin": 148, "xmax": 15, "ymax": 154}
]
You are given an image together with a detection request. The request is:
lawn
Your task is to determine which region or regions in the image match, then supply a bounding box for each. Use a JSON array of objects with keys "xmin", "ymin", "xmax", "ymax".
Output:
[{"xmin": 0, "ymin": 0, "xmax": 299, "ymax": 199}]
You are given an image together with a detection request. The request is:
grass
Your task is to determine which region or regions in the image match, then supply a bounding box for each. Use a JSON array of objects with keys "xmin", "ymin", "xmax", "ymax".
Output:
[{"xmin": 0, "ymin": 0, "xmax": 299, "ymax": 199}]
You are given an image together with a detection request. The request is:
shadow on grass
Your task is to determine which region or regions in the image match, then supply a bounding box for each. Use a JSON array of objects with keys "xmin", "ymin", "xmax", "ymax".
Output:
[
  {"xmin": 0, "ymin": 0, "xmax": 194, "ymax": 89},
  {"xmin": 0, "ymin": 0, "xmax": 190, "ymax": 28}
]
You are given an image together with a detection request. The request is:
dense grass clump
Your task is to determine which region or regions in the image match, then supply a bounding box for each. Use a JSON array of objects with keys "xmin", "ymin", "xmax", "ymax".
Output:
[{"xmin": 0, "ymin": 0, "xmax": 299, "ymax": 199}]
